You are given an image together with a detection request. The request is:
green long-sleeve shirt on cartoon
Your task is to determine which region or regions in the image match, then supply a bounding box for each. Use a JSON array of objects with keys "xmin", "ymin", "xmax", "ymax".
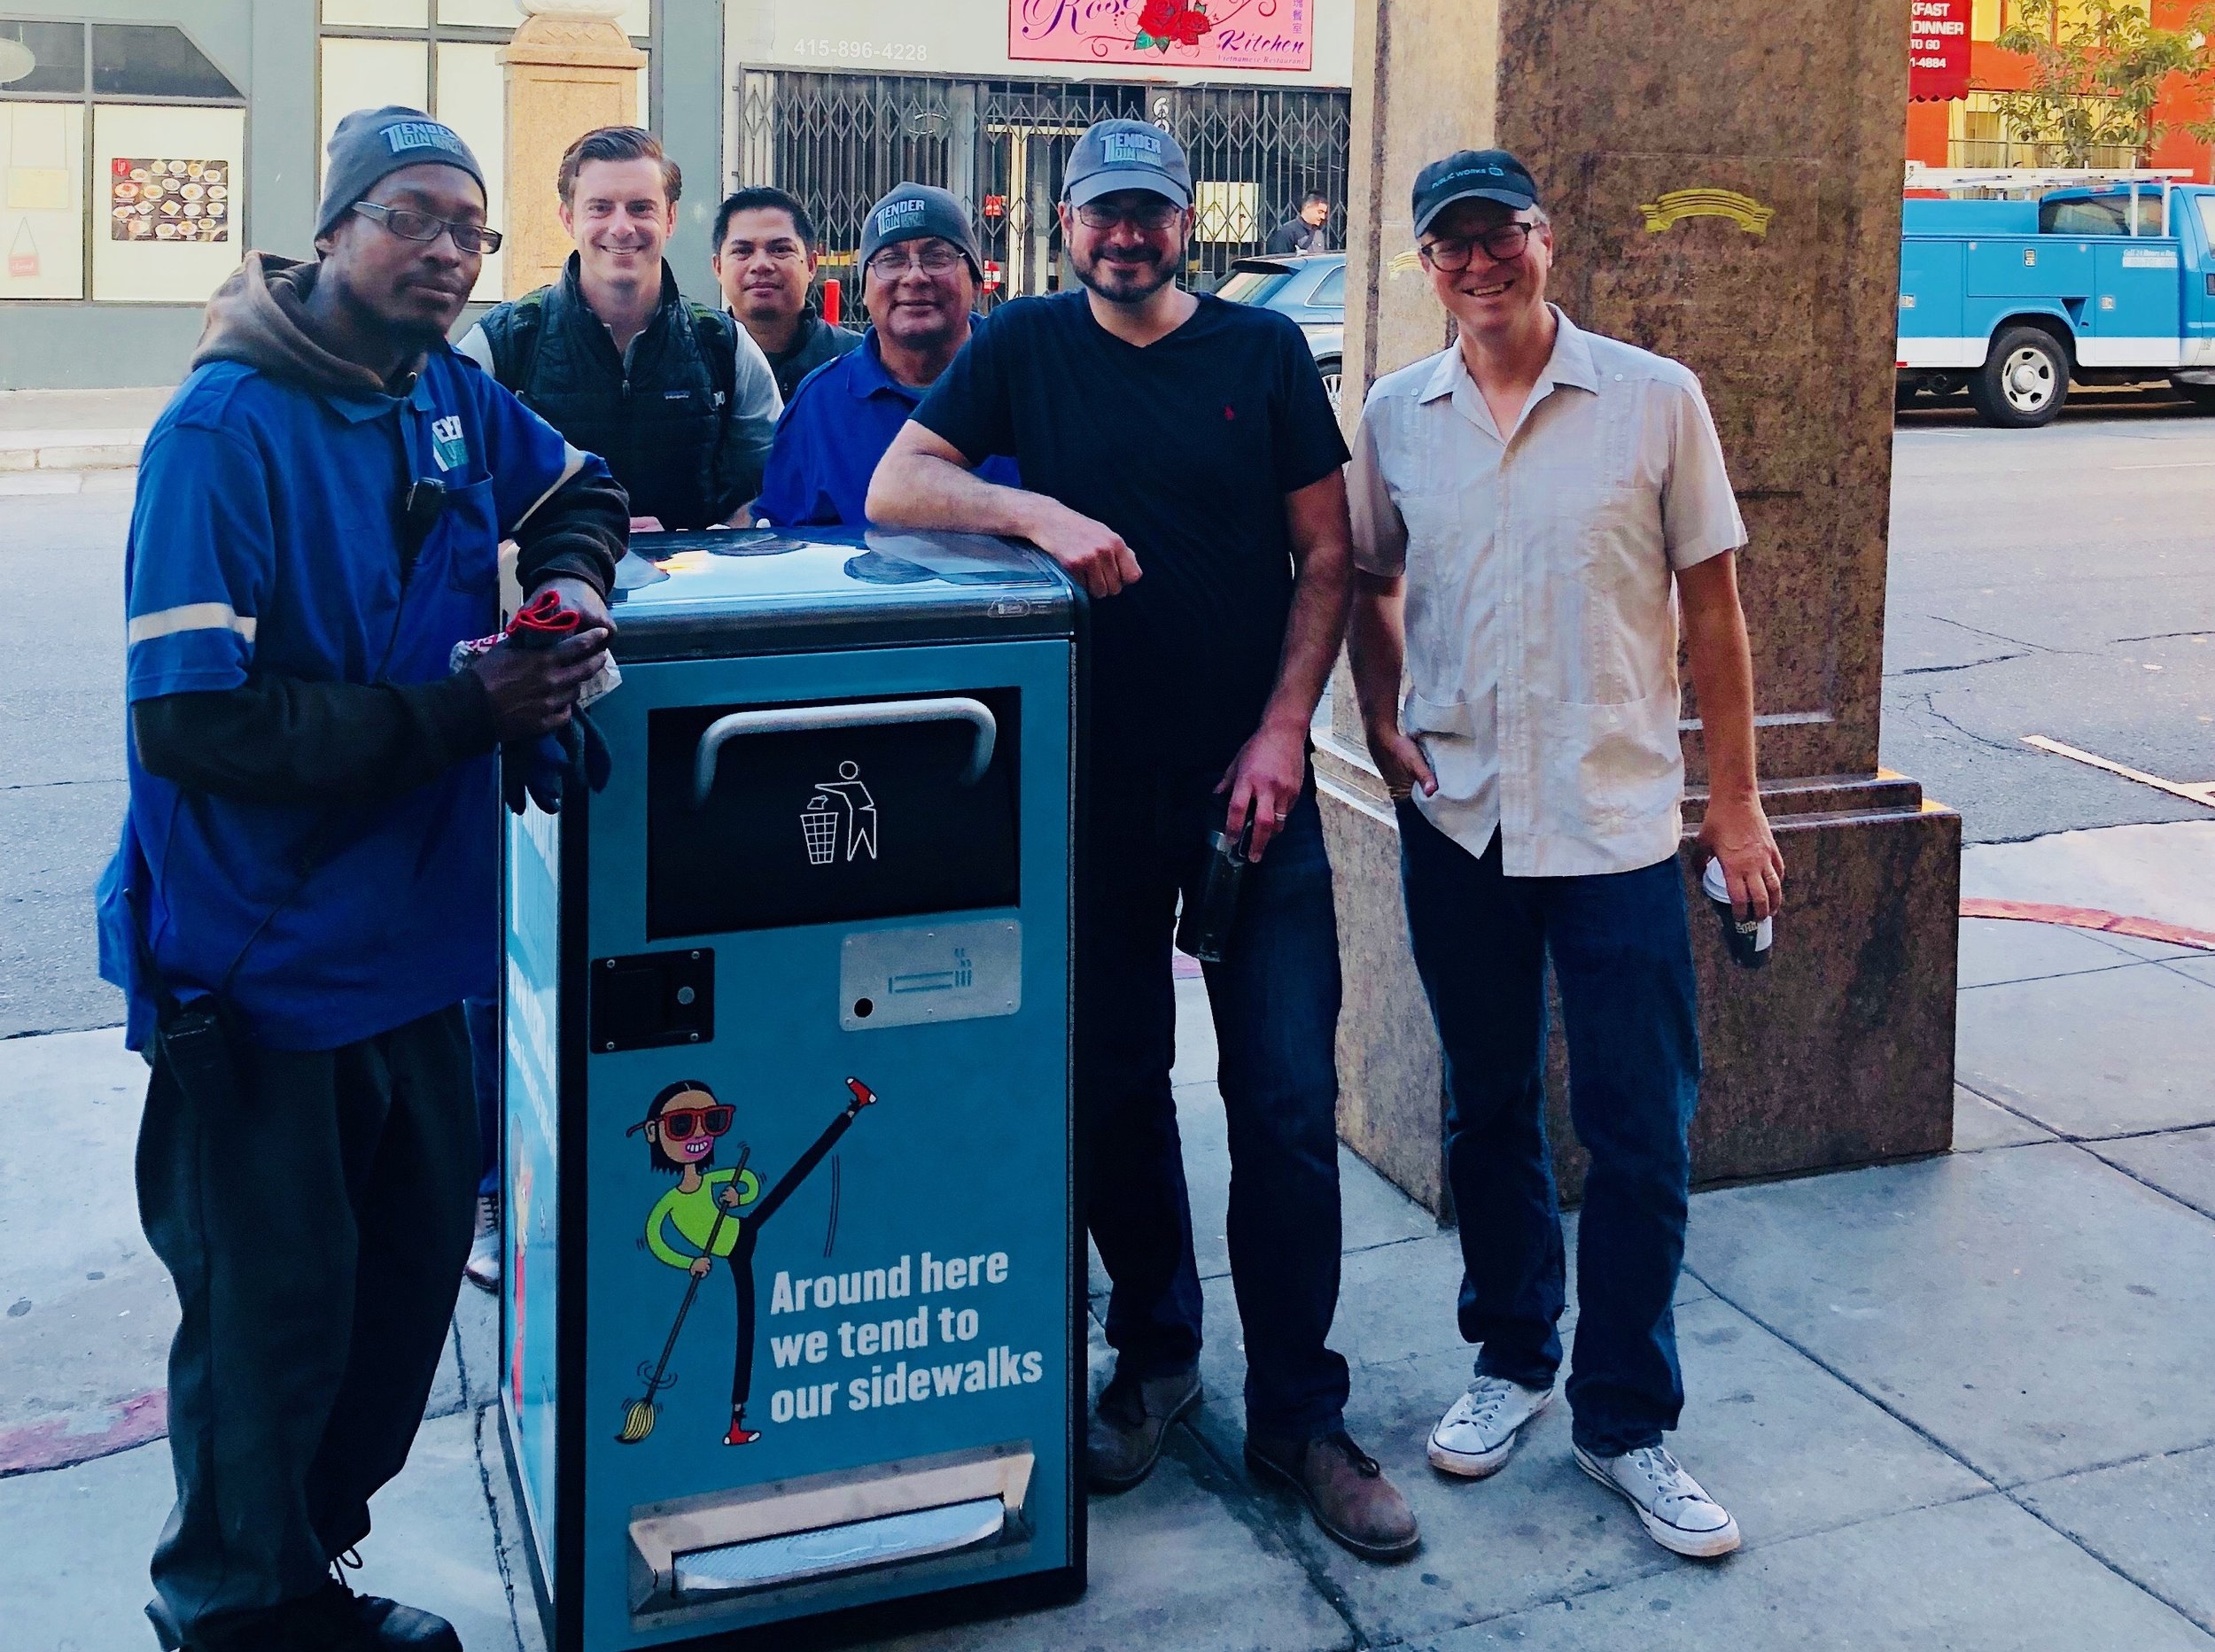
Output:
[{"xmin": 628, "ymin": 1076, "xmax": 877, "ymax": 1444}]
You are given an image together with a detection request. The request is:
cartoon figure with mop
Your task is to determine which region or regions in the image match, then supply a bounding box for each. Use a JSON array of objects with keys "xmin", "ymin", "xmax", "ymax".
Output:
[{"xmin": 619, "ymin": 1075, "xmax": 878, "ymax": 1445}]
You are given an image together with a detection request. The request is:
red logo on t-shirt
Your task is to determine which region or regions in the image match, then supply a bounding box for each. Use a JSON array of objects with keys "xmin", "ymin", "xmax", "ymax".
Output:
[{"xmin": 1223, "ymin": 404, "xmax": 1236, "ymax": 421}]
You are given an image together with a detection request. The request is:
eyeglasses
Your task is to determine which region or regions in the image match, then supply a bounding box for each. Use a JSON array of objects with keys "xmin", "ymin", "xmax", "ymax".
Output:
[
  {"xmin": 657, "ymin": 1105, "xmax": 734, "ymax": 1142},
  {"xmin": 1073, "ymin": 200, "xmax": 1184, "ymax": 232},
  {"xmin": 1418, "ymin": 221, "xmax": 1535, "ymax": 272},
  {"xmin": 352, "ymin": 200, "xmax": 504, "ymax": 255},
  {"xmin": 867, "ymin": 242, "xmax": 966, "ymax": 279}
]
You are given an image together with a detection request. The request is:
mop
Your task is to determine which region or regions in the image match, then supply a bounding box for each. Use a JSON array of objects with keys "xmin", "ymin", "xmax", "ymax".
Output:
[{"xmin": 617, "ymin": 1141, "xmax": 750, "ymax": 1446}]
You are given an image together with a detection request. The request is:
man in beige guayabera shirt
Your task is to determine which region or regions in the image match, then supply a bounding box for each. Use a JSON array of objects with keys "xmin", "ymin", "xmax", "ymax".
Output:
[{"xmin": 1344, "ymin": 149, "xmax": 1784, "ymax": 1563}]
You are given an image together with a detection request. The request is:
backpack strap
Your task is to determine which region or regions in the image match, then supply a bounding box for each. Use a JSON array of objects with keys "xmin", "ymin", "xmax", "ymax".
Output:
[
  {"xmin": 479, "ymin": 290, "xmax": 548, "ymax": 397},
  {"xmin": 687, "ymin": 302, "xmax": 739, "ymax": 410}
]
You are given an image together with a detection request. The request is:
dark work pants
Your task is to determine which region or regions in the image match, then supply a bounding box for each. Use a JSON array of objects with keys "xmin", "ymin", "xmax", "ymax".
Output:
[
  {"xmin": 464, "ymin": 997, "xmax": 500, "ymax": 1199},
  {"xmin": 1081, "ymin": 766, "xmax": 1351, "ymax": 1443},
  {"xmin": 1396, "ymin": 808, "xmax": 1701, "ymax": 1457},
  {"xmin": 136, "ymin": 1005, "xmax": 478, "ymax": 1636}
]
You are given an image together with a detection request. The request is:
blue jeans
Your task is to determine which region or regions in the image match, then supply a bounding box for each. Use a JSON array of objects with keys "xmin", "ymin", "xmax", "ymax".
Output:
[
  {"xmin": 1080, "ymin": 765, "xmax": 1350, "ymax": 1442},
  {"xmin": 1396, "ymin": 806, "xmax": 1700, "ymax": 1457}
]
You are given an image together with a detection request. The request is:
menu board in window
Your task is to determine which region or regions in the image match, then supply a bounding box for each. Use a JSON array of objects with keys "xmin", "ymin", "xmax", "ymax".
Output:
[
  {"xmin": 91, "ymin": 103, "xmax": 243, "ymax": 302},
  {"xmin": 0, "ymin": 101, "xmax": 87, "ymax": 300}
]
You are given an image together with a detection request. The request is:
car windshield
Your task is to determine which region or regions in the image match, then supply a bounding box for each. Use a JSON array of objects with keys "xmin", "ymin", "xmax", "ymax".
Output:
[{"xmin": 1216, "ymin": 268, "xmax": 1294, "ymax": 306}]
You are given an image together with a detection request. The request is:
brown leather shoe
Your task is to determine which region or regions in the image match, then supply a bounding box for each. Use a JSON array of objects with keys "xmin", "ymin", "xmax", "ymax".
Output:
[
  {"xmin": 1247, "ymin": 1429, "xmax": 1421, "ymax": 1560},
  {"xmin": 1085, "ymin": 1366, "xmax": 1201, "ymax": 1491}
]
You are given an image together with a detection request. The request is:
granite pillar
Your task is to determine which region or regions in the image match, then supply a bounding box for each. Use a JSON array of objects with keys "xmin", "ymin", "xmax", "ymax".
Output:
[
  {"xmin": 498, "ymin": 0, "xmax": 646, "ymax": 300},
  {"xmin": 1327, "ymin": 0, "xmax": 1960, "ymax": 1214}
]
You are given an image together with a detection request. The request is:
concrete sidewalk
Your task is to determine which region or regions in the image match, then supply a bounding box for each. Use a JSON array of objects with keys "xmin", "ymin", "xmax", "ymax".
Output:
[
  {"xmin": 0, "ymin": 387, "xmax": 168, "ymax": 494},
  {"xmin": 4, "ymin": 822, "xmax": 2212, "ymax": 1650}
]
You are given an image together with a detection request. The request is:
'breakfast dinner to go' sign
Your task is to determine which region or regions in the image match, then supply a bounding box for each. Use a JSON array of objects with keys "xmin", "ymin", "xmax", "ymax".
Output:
[{"xmin": 1009, "ymin": 0, "xmax": 1313, "ymax": 73}]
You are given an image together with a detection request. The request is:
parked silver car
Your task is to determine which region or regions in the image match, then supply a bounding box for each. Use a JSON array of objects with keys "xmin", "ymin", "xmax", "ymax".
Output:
[{"xmin": 1215, "ymin": 252, "xmax": 1347, "ymax": 411}]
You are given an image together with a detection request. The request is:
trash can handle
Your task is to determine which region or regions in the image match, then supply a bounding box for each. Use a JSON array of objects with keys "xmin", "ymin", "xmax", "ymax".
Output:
[{"xmin": 693, "ymin": 697, "xmax": 999, "ymax": 805}]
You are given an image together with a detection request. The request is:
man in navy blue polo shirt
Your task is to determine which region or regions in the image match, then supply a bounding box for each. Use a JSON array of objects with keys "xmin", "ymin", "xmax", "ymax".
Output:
[
  {"xmin": 752, "ymin": 183, "xmax": 1015, "ymax": 527},
  {"xmin": 96, "ymin": 107, "xmax": 625, "ymax": 1652}
]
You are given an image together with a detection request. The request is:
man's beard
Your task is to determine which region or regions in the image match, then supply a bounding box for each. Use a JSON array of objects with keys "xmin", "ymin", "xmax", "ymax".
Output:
[{"xmin": 1072, "ymin": 242, "xmax": 1177, "ymax": 305}]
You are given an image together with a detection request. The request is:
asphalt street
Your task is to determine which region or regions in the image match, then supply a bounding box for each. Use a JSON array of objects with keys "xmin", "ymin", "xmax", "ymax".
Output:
[
  {"xmin": 3, "ymin": 401, "xmax": 2209, "ymax": 1039},
  {"xmin": 1885, "ymin": 390, "xmax": 2215, "ymax": 842}
]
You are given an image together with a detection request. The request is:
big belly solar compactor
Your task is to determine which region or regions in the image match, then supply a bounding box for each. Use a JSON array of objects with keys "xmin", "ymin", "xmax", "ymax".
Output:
[{"xmin": 499, "ymin": 528, "xmax": 1083, "ymax": 1648}]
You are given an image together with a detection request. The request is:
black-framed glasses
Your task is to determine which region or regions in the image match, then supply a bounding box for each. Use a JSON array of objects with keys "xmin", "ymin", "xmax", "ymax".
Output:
[
  {"xmin": 866, "ymin": 242, "xmax": 965, "ymax": 279},
  {"xmin": 1073, "ymin": 200, "xmax": 1183, "ymax": 232},
  {"xmin": 1419, "ymin": 221, "xmax": 1535, "ymax": 271},
  {"xmin": 352, "ymin": 200, "xmax": 503, "ymax": 254}
]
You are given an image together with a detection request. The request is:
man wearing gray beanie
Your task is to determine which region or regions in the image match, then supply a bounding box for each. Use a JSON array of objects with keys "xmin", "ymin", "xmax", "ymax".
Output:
[
  {"xmin": 108, "ymin": 105, "xmax": 627, "ymax": 1652},
  {"xmin": 754, "ymin": 182, "xmax": 1016, "ymax": 526}
]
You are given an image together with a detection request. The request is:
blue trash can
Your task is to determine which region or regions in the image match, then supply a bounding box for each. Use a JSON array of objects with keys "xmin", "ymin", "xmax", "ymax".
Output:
[{"xmin": 500, "ymin": 528, "xmax": 1084, "ymax": 1648}]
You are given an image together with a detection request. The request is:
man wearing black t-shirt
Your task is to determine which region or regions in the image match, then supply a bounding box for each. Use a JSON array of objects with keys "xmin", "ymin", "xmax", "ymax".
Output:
[{"xmin": 869, "ymin": 120, "xmax": 1418, "ymax": 1562}]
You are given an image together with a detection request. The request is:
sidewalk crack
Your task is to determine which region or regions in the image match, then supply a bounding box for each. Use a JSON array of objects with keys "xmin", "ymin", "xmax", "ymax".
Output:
[
  {"xmin": 471, "ymin": 1402, "xmax": 529, "ymax": 1652},
  {"xmin": 1681, "ymin": 1264, "xmax": 2215, "ymax": 1634}
]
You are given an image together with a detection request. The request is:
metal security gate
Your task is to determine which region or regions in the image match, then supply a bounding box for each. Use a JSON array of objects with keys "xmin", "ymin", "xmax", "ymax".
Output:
[{"xmin": 734, "ymin": 70, "xmax": 1349, "ymax": 307}]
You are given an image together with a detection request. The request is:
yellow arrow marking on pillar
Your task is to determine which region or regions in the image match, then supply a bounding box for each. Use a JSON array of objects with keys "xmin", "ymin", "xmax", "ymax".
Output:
[{"xmin": 1636, "ymin": 189, "xmax": 1776, "ymax": 237}]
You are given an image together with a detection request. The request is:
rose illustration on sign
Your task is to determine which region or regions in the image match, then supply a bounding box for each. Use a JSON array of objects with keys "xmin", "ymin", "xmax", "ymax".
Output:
[{"xmin": 1137, "ymin": 0, "xmax": 1212, "ymax": 50}]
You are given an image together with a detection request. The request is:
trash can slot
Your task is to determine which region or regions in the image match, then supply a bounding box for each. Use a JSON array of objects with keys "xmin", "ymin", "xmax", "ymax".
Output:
[
  {"xmin": 672, "ymin": 1495, "xmax": 1006, "ymax": 1598},
  {"xmin": 695, "ymin": 698, "xmax": 999, "ymax": 806},
  {"xmin": 627, "ymin": 1441, "xmax": 1034, "ymax": 1619}
]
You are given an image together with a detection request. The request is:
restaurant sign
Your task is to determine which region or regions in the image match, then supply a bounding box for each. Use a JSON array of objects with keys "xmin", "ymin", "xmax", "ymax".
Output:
[
  {"xmin": 1009, "ymin": 0, "xmax": 1313, "ymax": 73},
  {"xmin": 1908, "ymin": 0, "xmax": 1971, "ymax": 102}
]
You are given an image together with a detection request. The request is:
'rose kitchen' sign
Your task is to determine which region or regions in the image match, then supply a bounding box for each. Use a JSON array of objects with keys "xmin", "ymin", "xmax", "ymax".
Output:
[{"xmin": 1010, "ymin": 0, "xmax": 1313, "ymax": 73}]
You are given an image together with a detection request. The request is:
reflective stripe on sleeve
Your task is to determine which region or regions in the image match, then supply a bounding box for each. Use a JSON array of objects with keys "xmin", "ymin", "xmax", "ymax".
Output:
[{"xmin": 126, "ymin": 602, "xmax": 258, "ymax": 646}]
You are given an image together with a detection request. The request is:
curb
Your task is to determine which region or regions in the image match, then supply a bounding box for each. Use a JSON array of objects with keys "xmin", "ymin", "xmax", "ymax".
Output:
[{"xmin": 0, "ymin": 432, "xmax": 147, "ymax": 472}]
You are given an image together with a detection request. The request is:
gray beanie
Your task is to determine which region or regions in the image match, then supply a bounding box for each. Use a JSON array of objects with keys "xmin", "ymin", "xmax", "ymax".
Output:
[
  {"xmin": 858, "ymin": 184, "xmax": 983, "ymax": 285},
  {"xmin": 316, "ymin": 106, "xmax": 486, "ymax": 242}
]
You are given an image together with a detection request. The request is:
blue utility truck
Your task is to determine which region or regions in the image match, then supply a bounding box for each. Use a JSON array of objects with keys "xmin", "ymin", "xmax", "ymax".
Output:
[{"xmin": 1895, "ymin": 169, "xmax": 2215, "ymax": 425}]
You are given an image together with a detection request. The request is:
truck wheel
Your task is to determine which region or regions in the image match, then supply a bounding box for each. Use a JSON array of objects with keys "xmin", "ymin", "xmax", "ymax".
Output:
[
  {"xmin": 2167, "ymin": 375, "xmax": 2215, "ymax": 412},
  {"xmin": 1970, "ymin": 328, "xmax": 2068, "ymax": 428}
]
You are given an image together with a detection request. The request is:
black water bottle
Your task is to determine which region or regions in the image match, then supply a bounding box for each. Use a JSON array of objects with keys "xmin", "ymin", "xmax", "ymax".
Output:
[{"xmin": 1176, "ymin": 814, "xmax": 1256, "ymax": 966}]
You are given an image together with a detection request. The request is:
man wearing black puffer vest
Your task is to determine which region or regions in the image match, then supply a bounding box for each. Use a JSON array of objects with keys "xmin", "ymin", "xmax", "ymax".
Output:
[{"xmin": 459, "ymin": 125, "xmax": 781, "ymax": 530}]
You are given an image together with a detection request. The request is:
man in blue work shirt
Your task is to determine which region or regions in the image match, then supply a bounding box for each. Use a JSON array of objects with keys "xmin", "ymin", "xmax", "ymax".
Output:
[
  {"xmin": 97, "ymin": 106, "xmax": 625, "ymax": 1652},
  {"xmin": 752, "ymin": 183, "xmax": 1015, "ymax": 527}
]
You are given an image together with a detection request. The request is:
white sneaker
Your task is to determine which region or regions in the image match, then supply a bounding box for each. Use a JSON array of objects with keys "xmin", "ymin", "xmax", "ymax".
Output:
[
  {"xmin": 1427, "ymin": 1375, "xmax": 1554, "ymax": 1478},
  {"xmin": 1574, "ymin": 1442, "xmax": 1742, "ymax": 1558},
  {"xmin": 463, "ymin": 1192, "xmax": 501, "ymax": 1293}
]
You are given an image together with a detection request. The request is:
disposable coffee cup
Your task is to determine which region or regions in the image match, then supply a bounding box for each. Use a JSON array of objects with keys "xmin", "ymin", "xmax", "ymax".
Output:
[{"xmin": 1702, "ymin": 858, "xmax": 1772, "ymax": 970}]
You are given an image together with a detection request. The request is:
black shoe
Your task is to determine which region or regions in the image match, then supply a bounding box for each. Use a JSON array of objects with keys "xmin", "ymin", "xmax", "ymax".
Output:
[{"xmin": 327, "ymin": 1555, "xmax": 463, "ymax": 1652}]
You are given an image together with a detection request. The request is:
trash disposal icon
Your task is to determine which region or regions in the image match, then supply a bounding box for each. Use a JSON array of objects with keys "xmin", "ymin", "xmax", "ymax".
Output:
[{"xmin": 801, "ymin": 761, "xmax": 878, "ymax": 865}]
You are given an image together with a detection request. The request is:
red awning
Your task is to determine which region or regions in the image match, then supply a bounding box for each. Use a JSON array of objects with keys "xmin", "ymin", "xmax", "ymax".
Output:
[{"xmin": 1909, "ymin": 0, "xmax": 1972, "ymax": 101}]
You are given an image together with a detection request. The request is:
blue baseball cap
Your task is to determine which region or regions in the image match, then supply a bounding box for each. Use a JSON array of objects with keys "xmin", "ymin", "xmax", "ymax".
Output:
[
  {"xmin": 1063, "ymin": 119, "xmax": 1192, "ymax": 210},
  {"xmin": 1411, "ymin": 149, "xmax": 1540, "ymax": 237}
]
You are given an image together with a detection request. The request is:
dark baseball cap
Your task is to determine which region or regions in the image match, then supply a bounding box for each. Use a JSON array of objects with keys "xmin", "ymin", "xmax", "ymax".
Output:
[
  {"xmin": 1062, "ymin": 119, "xmax": 1192, "ymax": 209},
  {"xmin": 858, "ymin": 183, "xmax": 983, "ymax": 283},
  {"xmin": 1411, "ymin": 149, "xmax": 1540, "ymax": 237}
]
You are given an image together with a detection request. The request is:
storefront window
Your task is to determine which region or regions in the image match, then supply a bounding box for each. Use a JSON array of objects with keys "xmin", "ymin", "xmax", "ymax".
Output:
[
  {"xmin": 0, "ymin": 19, "xmax": 85, "ymax": 95},
  {"xmin": 317, "ymin": 1, "xmax": 653, "ymax": 300},
  {"xmin": 1, "ymin": 18, "xmax": 244, "ymax": 303},
  {"xmin": 91, "ymin": 24, "xmax": 240, "ymax": 100}
]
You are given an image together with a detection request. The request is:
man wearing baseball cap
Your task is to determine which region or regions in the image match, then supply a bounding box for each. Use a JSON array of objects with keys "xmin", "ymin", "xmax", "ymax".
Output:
[
  {"xmin": 100, "ymin": 105, "xmax": 624, "ymax": 1649},
  {"xmin": 1344, "ymin": 149, "xmax": 1780, "ymax": 1561},
  {"xmin": 869, "ymin": 120, "xmax": 1418, "ymax": 1559},
  {"xmin": 753, "ymin": 183, "xmax": 1015, "ymax": 526}
]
